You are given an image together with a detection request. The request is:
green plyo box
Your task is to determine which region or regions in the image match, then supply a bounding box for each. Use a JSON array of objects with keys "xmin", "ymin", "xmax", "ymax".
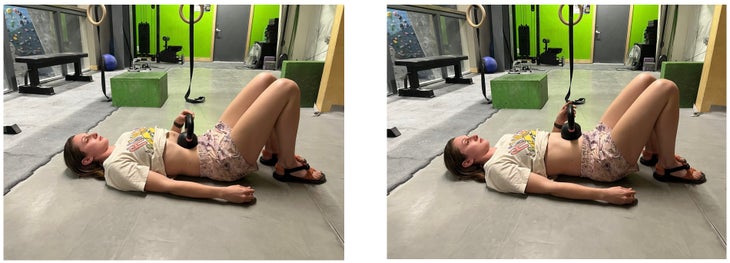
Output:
[
  {"xmin": 110, "ymin": 71, "xmax": 168, "ymax": 107},
  {"xmin": 660, "ymin": 62, "xmax": 703, "ymax": 108},
  {"xmin": 280, "ymin": 61, "xmax": 325, "ymax": 107},
  {"xmin": 490, "ymin": 73, "xmax": 548, "ymax": 109}
]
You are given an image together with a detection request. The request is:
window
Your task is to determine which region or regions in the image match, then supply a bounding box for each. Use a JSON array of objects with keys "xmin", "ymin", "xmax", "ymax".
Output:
[
  {"xmin": 5, "ymin": 5, "xmax": 87, "ymax": 91},
  {"xmin": 387, "ymin": 6, "xmax": 470, "ymax": 91}
]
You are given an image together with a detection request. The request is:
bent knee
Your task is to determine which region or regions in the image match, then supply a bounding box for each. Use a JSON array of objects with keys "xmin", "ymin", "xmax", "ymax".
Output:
[
  {"xmin": 255, "ymin": 72, "xmax": 278, "ymax": 83},
  {"xmin": 655, "ymin": 78, "xmax": 678, "ymax": 89},
  {"xmin": 652, "ymin": 79, "xmax": 679, "ymax": 95},
  {"xmin": 274, "ymin": 78, "xmax": 301, "ymax": 94},
  {"xmin": 636, "ymin": 72, "xmax": 657, "ymax": 83}
]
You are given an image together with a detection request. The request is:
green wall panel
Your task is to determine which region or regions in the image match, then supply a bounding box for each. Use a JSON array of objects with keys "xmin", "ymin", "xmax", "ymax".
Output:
[
  {"xmin": 134, "ymin": 5, "xmax": 283, "ymax": 61},
  {"xmin": 514, "ymin": 5, "xmax": 658, "ymax": 62},
  {"xmin": 249, "ymin": 5, "xmax": 280, "ymax": 48},
  {"xmin": 135, "ymin": 5, "xmax": 214, "ymax": 60},
  {"xmin": 629, "ymin": 5, "xmax": 659, "ymax": 46},
  {"xmin": 135, "ymin": 5, "xmax": 158, "ymax": 55},
  {"xmin": 514, "ymin": 5, "xmax": 594, "ymax": 61},
  {"xmin": 514, "ymin": 5, "xmax": 538, "ymax": 57},
  {"xmin": 541, "ymin": 5, "xmax": 593, "ymax": 61}
]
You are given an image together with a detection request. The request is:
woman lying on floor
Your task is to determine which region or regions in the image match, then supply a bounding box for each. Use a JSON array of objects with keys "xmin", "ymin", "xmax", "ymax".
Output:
[
  {"xmin": 444, "ymin": 73, "xmax": 705, "ymax": 205},
  {"xmin": 64, "ymin": 72, "xmax": 326, "ymax": 204}
]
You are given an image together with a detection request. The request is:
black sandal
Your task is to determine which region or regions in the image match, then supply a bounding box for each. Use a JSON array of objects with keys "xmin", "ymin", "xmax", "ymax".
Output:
[
  {"xmin": 640, "ymin": 151, "xmax": 688, "ymax": 167},
  {"xmin": 273, "ymin": 163, "xmax": 326, "ymax": 184},
  {"xmin": 259, "ymin": 153, "xmax": 278, "ymax": 166},
  {"xmin": 653, "ymin": 163, "xmax": 706, "ymax": 184},
  {"xmin": 639, "ymin": 153, "xmax": 658, "ymax": 167},
  {"xmin": 640, "ymin": 149, "xmax": 659, "ymax": 166}
]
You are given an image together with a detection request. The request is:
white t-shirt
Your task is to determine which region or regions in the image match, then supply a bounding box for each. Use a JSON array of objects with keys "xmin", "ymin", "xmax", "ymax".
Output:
[
  {"xmin": 103, "ymin": 127, "xmax": 168, "ymax": 192},
  {"xmin": 484, "ymin": 129, "xmax": 550, "ymax": 194}
]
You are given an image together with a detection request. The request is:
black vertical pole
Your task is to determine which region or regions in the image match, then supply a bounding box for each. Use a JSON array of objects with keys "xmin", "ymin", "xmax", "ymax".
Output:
[
  {"xmin": 155, "ymin": 5, "xmax": 159, "ymax": 62},
  {"xmin": 132, "ymin": 5, "xmax": 137, "ymax": 57},
  {"xmin": 511, "ymin": 5, "xmax": 517, "ymax": 60},
  {"xmin": 535, "ymin": 5, "xmax": 540, "ymax": 65},
  {"xmin": 189, "ymin": 5, "xmax": 194, "ymax": 73}
]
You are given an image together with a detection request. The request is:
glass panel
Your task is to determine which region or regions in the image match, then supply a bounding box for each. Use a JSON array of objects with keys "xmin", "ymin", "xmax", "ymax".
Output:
[
  {"xmin": 439, "ymin": 15, "xmax": 468, "ymax": 77},
  {"xmin": 6, "ymin": 6, "xmax": 56, "ymax": 84},
  {"xmin": 387, "ymin": 8, "xmax": 440, "ymax": 89},
  {"xmin": 60, "ymin": 13, "xmax": 86, "ymax": 75},
  {"xmin": 387, "ymin": 7, "xmax": 469, "ymax": 90},
  {"xmin": 5, "ymin": 5, "xmax": 86, "ymax": 86}
]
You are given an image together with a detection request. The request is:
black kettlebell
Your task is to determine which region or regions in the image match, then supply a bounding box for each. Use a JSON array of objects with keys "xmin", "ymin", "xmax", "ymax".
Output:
[
  {"xmin": 177, "ymin": 114, "xmax": 198, "ymax": 149},
  {"xmin": 561, "ymin": 101, "xmax": 582, "ymax": 140}
]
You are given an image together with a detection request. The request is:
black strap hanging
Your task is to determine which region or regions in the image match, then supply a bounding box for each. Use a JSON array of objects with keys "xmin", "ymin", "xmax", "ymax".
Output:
[
  {"xmin": 565, "ymin": 5, "xmax": 584, "ymax": 105},
  {"xmin": 91, "ymin": 6, "xmax": 111, "ymax": 101},
  {"xmin": 473, "ymin": 8, "xmax": 487, "ymax": 101},
  {"xmin": 560, "ymin": 5, "xmax": 584, "ymax": 141},
  {"xmin": 467, "ymin": 5, "xmax": 490, "ymax": 103},
  {"xmin": 185, "ymin": 5, "xmax": 205, "ymax": 104}
]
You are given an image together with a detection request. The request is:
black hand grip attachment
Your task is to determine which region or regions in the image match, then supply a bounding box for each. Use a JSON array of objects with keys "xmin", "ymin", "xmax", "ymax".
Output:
[
  {"xmin": 561, "ymin": 101, "xmax": 582, "ymax": 141},
  {"xmin": 177, "ymin": 114, "xmax": 198, "ymax": 149}
]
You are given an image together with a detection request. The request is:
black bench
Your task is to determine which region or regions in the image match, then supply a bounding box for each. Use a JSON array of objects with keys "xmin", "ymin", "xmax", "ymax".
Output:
[
  {"xmin": 14, "ymin": 52, "xmax": 92, "ymax": 95},
  {"xmin": 394, "ymin": 55, "xmax": 473, "ymax": 97}
]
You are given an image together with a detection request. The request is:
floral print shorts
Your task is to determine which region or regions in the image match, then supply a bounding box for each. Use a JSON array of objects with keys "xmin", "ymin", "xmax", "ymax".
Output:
[
  {"xmin": 579, "ymin": 123, "xmax": 639, "ymax": 182},
  {"xmin": 197, "ymin": 121, "xmax": 258, "ymax": 181}
]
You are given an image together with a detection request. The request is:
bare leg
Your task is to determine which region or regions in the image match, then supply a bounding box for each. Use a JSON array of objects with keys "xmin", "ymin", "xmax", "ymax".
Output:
[
  {"xmin": 641, "ymin": 131, "xmax": 658, "ymax": 161},
  {"xmin": 261, "ymin": 133, "xmax": 280, "ymax": 159},
  {"xmin": 599, "ymin": 73, "xmax": 656, "ymax": 128},
  {"xmin": 229, "ymin": 78, "xmax": 323, "ymax": 179},
  {"xmin": 219, "ymin": 72, "xmax": 276, "ymax": 127},
  {"xmin": 609, "ymin": 79, "xmax": 702, "ymax": 180},
  {"xmin": 599, "ymin": 73, "xmax": 662, "ymax": 163},
  {"xmin": 646, "ymin": 131, "xmax": 657, "ymax": 153},
  {"xmin": 219, "ymin": 72, "xmax": 282, "ymax": 160}
]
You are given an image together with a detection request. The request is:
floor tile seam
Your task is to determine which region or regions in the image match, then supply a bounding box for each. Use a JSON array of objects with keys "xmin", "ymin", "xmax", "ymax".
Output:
[
  {"xmin": 686, "ymin": 185, "xmax": 727, "ymax": 249},
  {"xmin": 304, "ymin": 187, "xmax": 344, "ymax": 245}
]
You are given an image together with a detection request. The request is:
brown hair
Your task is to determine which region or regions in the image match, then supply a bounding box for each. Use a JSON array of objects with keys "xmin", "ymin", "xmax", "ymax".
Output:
[
  {"xmin": 63, "ymin": 135, "xmax": 105, "ymax": 178},
  {"xmin": 443, "ymin": 137, "xmax": 486, "ymax": 182}
]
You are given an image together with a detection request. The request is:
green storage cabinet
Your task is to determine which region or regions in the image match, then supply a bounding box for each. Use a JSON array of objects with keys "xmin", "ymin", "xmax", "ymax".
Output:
[
  {"xmin": 280, "ymin": 61, "xmax": 325, "ymax": 107},
  {"xmin": 490, "ymin": 73, "xmax": 548, "ymax": 109},
  {"xmin": 660, "ymin": 62, "xmax": 703, "ymax": 108},
  {"xmin": 110, "ymin": 71, "xmax": 168, "ymax": 107}
]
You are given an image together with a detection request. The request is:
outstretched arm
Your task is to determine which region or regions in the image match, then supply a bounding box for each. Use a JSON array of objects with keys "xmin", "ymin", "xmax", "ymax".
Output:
[
  {"xmin": 524, "ymin": 172, "xmax": 636, "ymax": 205},
  {"xmin": 144, "ymin": 171, "xmax": 255, "ymax": 203}
]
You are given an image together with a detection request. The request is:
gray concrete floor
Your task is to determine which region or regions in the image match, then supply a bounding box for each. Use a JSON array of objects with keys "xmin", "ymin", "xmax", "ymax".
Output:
[
  {"xmin": 4, "ymin": 62, "xmax": 344, "ymax": 259},
  {"xmin": 388, "ymin": 64, "xmax": 726, "ymax": 258}
]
